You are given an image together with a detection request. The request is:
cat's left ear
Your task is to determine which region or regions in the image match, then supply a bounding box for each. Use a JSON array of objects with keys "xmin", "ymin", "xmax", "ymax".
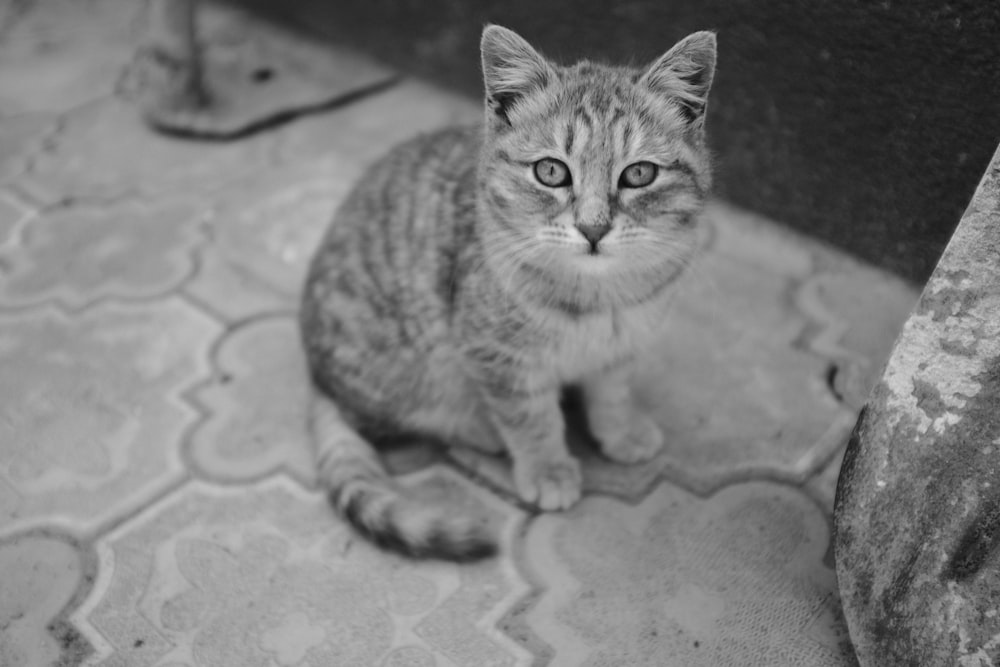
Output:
[
  {"xmin": 640, "ymin": 31, "xmax": 717, "ymax": 126},
  {"xmin": 481, "ymin": 24, "xmax": 554, "ymax": 124}
]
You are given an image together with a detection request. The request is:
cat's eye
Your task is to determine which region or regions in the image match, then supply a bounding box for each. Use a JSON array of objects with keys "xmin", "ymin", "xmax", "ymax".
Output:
[
  {"xmin": 619, "ymin": 161, "xmax": 658, "ymax": 188},
  {"xmin": 533, "ymin": 158, "xmax": 572, "ymax": 188}
]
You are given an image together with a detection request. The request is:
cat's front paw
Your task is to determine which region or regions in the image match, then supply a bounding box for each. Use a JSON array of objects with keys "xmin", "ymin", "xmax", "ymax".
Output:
[
  {"xmin": 597, "ymin": 413, "xmax": 665, "ymax": 465},
  {"xmin": 513, "ymin": 455, "xmax": 582, "ymax": 511}
]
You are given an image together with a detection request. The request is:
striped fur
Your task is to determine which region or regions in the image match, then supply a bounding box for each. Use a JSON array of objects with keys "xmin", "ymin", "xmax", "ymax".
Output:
[{"xmin": 300, "ymin": 25, "xmax": 717, "ymax": 560}]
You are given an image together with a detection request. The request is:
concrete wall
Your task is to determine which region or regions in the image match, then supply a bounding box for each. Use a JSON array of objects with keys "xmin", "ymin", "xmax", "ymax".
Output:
[{"xmin": 242, "ymin": 0, "xmax": 1000, "ymax": 285}]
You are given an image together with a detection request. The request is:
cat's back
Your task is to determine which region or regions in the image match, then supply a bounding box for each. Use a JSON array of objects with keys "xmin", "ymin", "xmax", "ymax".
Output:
[
  {"xmin": 308, "ymin": 124, "xmax": 480, "ymax": 273},
  {"xmin": 301, "ymin": 125, "xmax": 483, "ymax": 396}
]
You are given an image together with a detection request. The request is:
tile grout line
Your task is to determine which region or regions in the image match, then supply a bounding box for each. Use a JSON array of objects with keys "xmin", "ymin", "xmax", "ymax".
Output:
[
  {"xmin": 174, "ymin": 309, "xmax": 308, "ymax": 490},
  {"xmin": 495, "ymin": 509, "xmax": 558, "ymax": 667}
]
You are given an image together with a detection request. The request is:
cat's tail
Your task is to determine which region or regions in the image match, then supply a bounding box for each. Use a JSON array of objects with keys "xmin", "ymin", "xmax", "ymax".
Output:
[{"xmin": 310, "ymin": 393, "xmax": 497, "ymax": 561}]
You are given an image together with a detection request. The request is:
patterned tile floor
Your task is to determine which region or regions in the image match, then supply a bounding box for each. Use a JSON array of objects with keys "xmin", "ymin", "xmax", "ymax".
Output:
[{"xmin": 0, "ymin": 2, "xmax": 920, "ymax": 665}]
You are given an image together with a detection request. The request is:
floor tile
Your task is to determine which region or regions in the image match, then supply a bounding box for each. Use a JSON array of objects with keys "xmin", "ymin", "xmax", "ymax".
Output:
[
  {"xmin": 72, "ymin": 470, "xmax": 533, "ymax": 667},
  {"xmin": 187, "ymin": 316, "xmax": 315, "ymax": 485},
  {"xmin": 806, "ymin": 446, "xmax": 847, "ymax": 515},
  {"xmin": 796, "ymin": 267, "xmax": 918, "ymax": 408},
  {"xmin": 513, "ymin": 480, "xmax": 856, "ymax": 666},
  {"xmin": 0, "ymin": 0, "xmax": 135, "ymax": 116},
  {"xmin": 20, "ymin": 98, "xmax": 280, "ymax": 204},
  {"xmin": 632, "ymin": 251, "xmax": 855, "ymax": 486},
  {"xmin": 0, "ymin": 196, "xmax": 205, "ymax": 309},
  {"xmin": 0, "ymin": 111, "xmax": 58, "ymax": 185},
  {"xmin": 185, "ymin": 155, "xmax": 353, "ymax": 321},
  {"xmin": 0, "ymin": 188, "xmax": 33, "ymax": 247},
  {"xmin": 0, "ymin": 0, "xmax": 139, "ymax": 60},
  {"xmin": 0, "ymin": 298, "xmax": 221, "ymax": 535},
  {"xmin": 189, "ymin": 312, "xmax": 443, "ymax": 486},
  {"xmin": 706, "ymin": 201, "xmax": 815, "ymax": 279},
  {"xmin": 0, "ymin": 530, "xmax": 93, "ymax": 667},
  {"xmin": 273, "ymin": 78, "xmax": 480, "ymax": 165}
]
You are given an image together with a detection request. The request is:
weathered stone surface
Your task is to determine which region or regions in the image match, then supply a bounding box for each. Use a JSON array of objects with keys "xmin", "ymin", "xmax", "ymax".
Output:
[{"xmin": 835, "ymin": 144, "xmax": 1000, "ymax": 665}]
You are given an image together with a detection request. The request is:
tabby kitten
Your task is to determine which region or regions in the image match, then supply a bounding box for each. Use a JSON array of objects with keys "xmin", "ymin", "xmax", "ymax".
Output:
[{"xmin": 300, "ymin": 25, "xmax": 716, "ymax": 560}]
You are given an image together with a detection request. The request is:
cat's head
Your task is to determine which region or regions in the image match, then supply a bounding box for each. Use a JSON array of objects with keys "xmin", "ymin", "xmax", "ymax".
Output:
[{"xmin": 477, "ymin": 25, "xmax": 716, "ymax": 306}]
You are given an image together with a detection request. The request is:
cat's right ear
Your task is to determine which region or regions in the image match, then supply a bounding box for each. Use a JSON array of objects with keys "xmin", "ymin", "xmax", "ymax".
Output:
[
  {"xmin": 640, "ymin": 31, "xmax": 717, "ymax": 127},
  {"xmin": 481, "ymin": 25, "xmax": 553, "ymax": 125}
]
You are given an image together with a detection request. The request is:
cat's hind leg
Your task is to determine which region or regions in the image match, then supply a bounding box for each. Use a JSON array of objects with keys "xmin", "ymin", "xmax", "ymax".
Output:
[
  {"xmin": 406, "ymin": 401, "xmax": 506, "ymax": 456},
  {"xmin": 398, "ymin": 349, "xmax": 507, "ymax": 455},
  {"xmin": 397, "ymin": 358, "xmax": 582, "ymax": 510}
]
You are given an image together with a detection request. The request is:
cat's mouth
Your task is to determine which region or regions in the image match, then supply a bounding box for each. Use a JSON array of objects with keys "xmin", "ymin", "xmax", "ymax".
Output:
[{"xmin": 573, "ymin": 248, "xmax": 616, "ymax": 274}]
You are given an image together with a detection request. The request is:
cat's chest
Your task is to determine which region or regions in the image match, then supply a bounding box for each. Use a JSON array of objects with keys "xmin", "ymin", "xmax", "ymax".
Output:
[{"xmin": 546, "ymin": 301, "xmax": 667, "ymax": 382}]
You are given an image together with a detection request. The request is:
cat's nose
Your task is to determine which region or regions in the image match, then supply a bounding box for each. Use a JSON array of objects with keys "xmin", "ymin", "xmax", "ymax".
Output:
[{"xmin": 576, "ymin": 222, "xmax": 611, "ymax": 249}]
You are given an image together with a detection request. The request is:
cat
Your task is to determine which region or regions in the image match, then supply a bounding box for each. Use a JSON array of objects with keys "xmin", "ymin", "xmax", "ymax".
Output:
[{"xmin": 300, "ymin": 24, "xmax": 716, "ymax": 560}]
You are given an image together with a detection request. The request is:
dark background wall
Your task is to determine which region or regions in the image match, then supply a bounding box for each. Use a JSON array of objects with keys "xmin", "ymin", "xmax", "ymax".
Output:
[{"xmin": 242, "ymin": 0, "xmax": 1000, "ymax": 285}]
